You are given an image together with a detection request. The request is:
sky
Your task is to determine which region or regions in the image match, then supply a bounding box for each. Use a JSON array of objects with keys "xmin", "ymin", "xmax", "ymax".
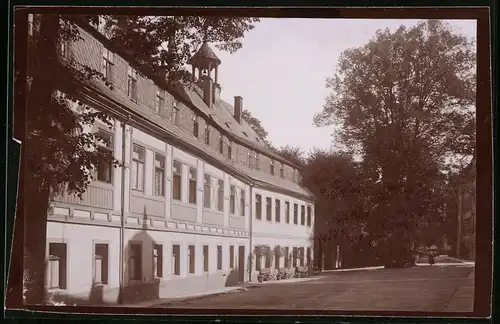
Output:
[{"xmin": 210, "ymin": 18, "xmax": 477, "ymax": 154}]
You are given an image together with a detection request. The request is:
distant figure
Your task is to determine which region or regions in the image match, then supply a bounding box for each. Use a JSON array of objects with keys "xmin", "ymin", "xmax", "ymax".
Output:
[{"xmin": 428, "ymin": 254, "xmax": 435, "ymax": 265}]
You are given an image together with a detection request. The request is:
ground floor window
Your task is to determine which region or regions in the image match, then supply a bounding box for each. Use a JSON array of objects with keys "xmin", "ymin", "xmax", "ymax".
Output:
[
  {"xmin": 217, "ymin": 245, "xmax": 223, "ymax": 270},
  {"xmin": 48, "ymin": 242, "xmax": 67, "ymax": 289},
  {"xmin": 284, "ymin": 247, "xmax": 290, "ymax": 267},
  {"xmin": 230, "ymin": 245, "xmax": 235, "ymax": 268},
  {"xmin": 293, "ymin": 247, "xmax": 298, "ymax": 267},
  {"xmin": 94, "ymin": 243, "xmax": 109, "ymax": 284},
  {"xmin": 153, "ymin": 244, "xmax": 163, "ymax": 278},
  {"xmin": 172, "ymin": 244, "xmax": 180, "ymax": 275},
  {"xmin": 188, "ymin": 245, "xmax": 195, "ymax": 274},
  {"xmin": 129, "ymin": 243, "xmax": 142, "ymax": 280},
  {"xmin": 203, "ymin": 245, "xmax": 209, "ymax": 272}
]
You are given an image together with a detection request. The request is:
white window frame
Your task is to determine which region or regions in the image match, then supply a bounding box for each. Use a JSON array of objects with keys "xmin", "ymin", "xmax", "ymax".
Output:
[{"xmin": 131, "ymin": 144, "xmax": 145, "ymax": 191}]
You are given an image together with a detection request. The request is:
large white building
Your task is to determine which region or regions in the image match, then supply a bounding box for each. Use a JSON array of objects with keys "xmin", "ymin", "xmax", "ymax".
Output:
[{"xmin": 42, "ymin": 19, "xmax": 315, "ymax": 305}]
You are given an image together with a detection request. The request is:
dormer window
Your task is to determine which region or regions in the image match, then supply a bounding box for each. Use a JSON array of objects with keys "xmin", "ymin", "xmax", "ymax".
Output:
[
  {"xmin": 227, "ymin": 141, "xmax": 232, "ymax": 160},
  {"xmin": 243, "ymin": 131, "xmax": 248, "ymax": 138},
  {"xmin": 219, "ymin": 135, "xmax": 224, "ymax": 154},
  {"xmin": 225, "ymin": 122, "xmax": 231, "ymax": 129},
  {"xmin": 204, "ymin": 124, "xmax": 210, "ymax": 145},
  {"xmin": 172, "ymin": 105, "xmax": 180, "ymax": 126},
  {"xmin": 280, "ymin": 163, "xmax": 284, "ymax": 178},
  {"xmin": 102, "ymin": 48, "xmax": 114, "ymax": 84},
  {"xmin": 58, "ymin": 37, "xmax": 70, "ymax": 60},
  {"xmin": 193, "ymin": 117, "xmax": 199, "ymax": 138},
  {"xmin": 256, "ymin": 138, "xmax": 260, "ymax": 143},
  {"xmin": 127, "ymin": 66, "xmax": 138, "ymax": 103},
  {"xmin": 155, "ymin": 88, "xmax": 164, "ymax": 114},
  {"xmin": 270, "ymin": 160, "xmax": 275, "ymax": 175}
]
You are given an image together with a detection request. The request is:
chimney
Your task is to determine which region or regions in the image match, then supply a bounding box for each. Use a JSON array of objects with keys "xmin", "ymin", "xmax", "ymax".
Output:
[
  {"xmin": 234, "ymin": 96, "xmax": 243, "ymax": 124},
  {"xmin": 213, "ymin": 83, "xmax": 221, "ymax": 104},
  {"xmin": 155, "ymin": 66, "xmax": 167, "ymax": 81},
  {"xmin": 201, "ymin": 75, "xmax": 213, "ymax": 108}
]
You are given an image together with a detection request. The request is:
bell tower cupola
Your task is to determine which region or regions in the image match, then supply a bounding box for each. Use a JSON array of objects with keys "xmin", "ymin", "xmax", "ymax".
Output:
[{"xmin": 189, "ymin": 42, "xmax": 222, "ymax": 107}]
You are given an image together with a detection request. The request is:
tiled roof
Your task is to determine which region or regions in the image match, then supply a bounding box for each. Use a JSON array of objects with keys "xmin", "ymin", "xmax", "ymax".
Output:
[
  {"xmin": 178, "ymin": 84, "xmax": 298, "ymax": 165},
  {"xmin": 75, "ymin": 22, "xmax": 313, "ymax": 200},
  {"xmin": 188, "ymin": 42, "xmax": 221, "ymax": 66},
  {"xmin": 176, "ymin": 85, "xmax": 312, "ymax": 198}
]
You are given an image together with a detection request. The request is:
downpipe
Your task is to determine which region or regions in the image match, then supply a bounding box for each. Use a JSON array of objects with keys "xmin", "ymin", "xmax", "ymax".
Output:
[
  {"xmin": 248, "ymin": 184, "xmax": 253, "ymax": 282},
  {"xmin": 118, "ymin": 115, "xmax": 130, "ymax": 304}
]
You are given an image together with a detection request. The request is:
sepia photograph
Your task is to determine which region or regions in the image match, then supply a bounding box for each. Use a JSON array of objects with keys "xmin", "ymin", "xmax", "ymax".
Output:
[{"xmin": 7, "ymin": 6, "xmax": 492, "ymax": 318}]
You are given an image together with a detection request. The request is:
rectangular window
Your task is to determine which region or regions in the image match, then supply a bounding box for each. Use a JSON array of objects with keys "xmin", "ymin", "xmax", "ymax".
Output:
[
  {"xmin": 294, "ymin": 204, "xmax": 298, "ymax": 225},
  {"xmin": 131, "ymin": 144, "xmax": 145, "ymax": 191},
  {"xmin": 228, "ymin": 141, "xmax": 232, "ymax": 159},
  {"xmin": 172, "ymin": 244, "xmax": 180, "ymax": 275},
  {"xmin": 95, "ymin": 130, "xmax": 113, "ymax": 183},
  {"xmin": 217, "ymin": 179, "xmax": 224, "ymax": 212},
  {"xmin": 173, "ymin": 106, "xmax": 180, "ymax": 126},
  {"xmin": 266, "ymin": 197, "xmax": 272, "ymax": 221},
  {"xmin": 285, "ymin": 202, "xmax": 290, "ymax": 224},
  {"xmin": 219, "ymin": 135, "xmax": 224, "ymax": 154},
  {"xmin": 230, "ymin": 185, "xmax": 236, "ymax": 214},
  {"xmin": 127, "ymin": 66, "xmax": 138, "ymax": 102},
  {"xmin": 203, "ymin": 174, "xmax": 211, "ymax": 208},
  {"xmin": 154, "ymin": 154, "xmax": 165, "ymax": 196},
  {"xmin": 301, "ymin": 205, "xmax": 306, "ymax": 225},
  {"xmin": 255, "ymin": 194, "xmax": 262, "ymax": 220},
  {"xmin": 229, "ymin": 246, "xmax": 235, "ymax": 268},
  {"xmin": 203, "ymin": 245, "xmax": 209, "ymax": 272},
  {"xmin": 217, "ymin": 245, "xmax": 223, "ymax": 270},
  {"xmin": 275, "ymin": 199, "xmax": 281, "ymax": 223},
  {"xmin": 255, "ymin": 153, "xmax": 260, "ymax": 170},
  {"xmin": 193, "ymin": 117, "xmax": 199, "ymax": 138},
  {"xmin": 129, "ymin": 243, "xmax": 142, "ymax": 280},
  {"xmin": 28, "ymin": 14, "xmax": 34, "ymax": 36},
  {"xmin": 188, "ymin": 167, "xmax": 197, "ymax": 204},
  {"xmin": 248, "ymin": 152, "xmax": 252, "ymax": 168},
  {"xmin": 240, "ymin": 189, "xmax": 246, "ymax": 217},
  {"xmin": 172, "ymin": 161, "xmax": 182, "ymax": 200},
  {"xmin": 188, "ymin": 245, "xmax": 195, "ymax": 274},
  {"xmin": 307, "ymin": 206, "xmax": 312, "ymax": 227},
  {"xmin": 102, "ymin": 48, "xmax": 114, "ymax": 84},
  {"xmin": 293, "ymin": 247, "xmax": 298, "ymax": 267},
  {"xmin": 48, "ymin": 243, "xmax": 67, "ymax": 289},
  {"xmin": 94, "ymin": 243, "xmax": 109, "ymax": 285},
  {"xmin": 256, "ymin": 252, "xmax": 262, "ymax": 271},
  {"xmin": 204, "ymin": 125, "xmax": 210, "ymax": 145},
  {"xmin": 153, "ymin": 244, "xmax": 163, "ymax": 278},
  {"xmin": 58, "ymin": 38, "xmax": 70, "ymax": 60},
  {"xmin": 155, "ymin": 88, "xmax": 164, "ymax": 114},
  {"xmin": 284, "ymin": 247, "xmax": 290, "ymax": 267},
  {"xmin": 270, "ymin": 160, "xmax": 275, "ymax": 175},
  {"xmin": 280, "ymin": 164, "xmax": 284, "ymax": 178}
]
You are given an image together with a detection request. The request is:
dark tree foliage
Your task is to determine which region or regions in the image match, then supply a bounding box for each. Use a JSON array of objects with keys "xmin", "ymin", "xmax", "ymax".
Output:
[
  {"xmin": 313, "ymin": 20, "xmax": 476, "ymax": 263},
  {"xmin": 102, "ymin": 15, "xmax": 260, "ymax": 84},
  {"xmin": 273, "ymin": 145, "xmax": 306, "ymax": 167},
  {"xmin": 23, "ymin": 13, "xmax": 259, "ymax": 305}
]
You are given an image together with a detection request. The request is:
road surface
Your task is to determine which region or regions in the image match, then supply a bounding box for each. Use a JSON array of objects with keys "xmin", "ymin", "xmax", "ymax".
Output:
[{"xmin": 154, "ymin": 264, "xmax": 474, "ymax": 312}]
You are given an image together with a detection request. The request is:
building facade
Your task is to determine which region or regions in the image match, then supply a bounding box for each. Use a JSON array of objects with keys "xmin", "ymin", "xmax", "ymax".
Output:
[{"xmin": 40, "ymin": 19, "xmax": 315, "ymax": 304}]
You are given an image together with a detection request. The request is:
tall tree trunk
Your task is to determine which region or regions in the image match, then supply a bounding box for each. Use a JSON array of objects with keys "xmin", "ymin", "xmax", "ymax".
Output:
[
  {"xmin": 23, "ymin": 185, "xmax": 50, "ymax": 305},
  {"xmin": 23, "ymin": 14, "xmax": 60, "ymax": 305}
]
